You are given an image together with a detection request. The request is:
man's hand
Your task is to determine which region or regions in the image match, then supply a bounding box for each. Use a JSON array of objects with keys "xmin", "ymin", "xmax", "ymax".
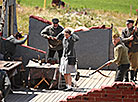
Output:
[
  {"xmin": 129, "ymin": 35, "xmax": 134, "ymax": 41},
  {"xmin": 47, "ymin": 36, "xmax": 52, "ymax": 39},
  {"xmin": 106, "ymin": 60, "xmax": 113, "ymax": 66},
  {"xmin": 51, "ymin": 37, "xmax": 57, "ymax": 40},
  {"xmin": 135, "ymin": 26, "xmax": 137, "ymax": 32}
]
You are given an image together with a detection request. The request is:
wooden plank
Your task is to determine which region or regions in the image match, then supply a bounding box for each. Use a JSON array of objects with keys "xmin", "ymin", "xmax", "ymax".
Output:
[
  {"xmin": 53, "ymin": 91, "xmax": 67, "ymax": 102},
  {"xmin": 24, "ymin": 94, "xmax": 37, "ymax": 102},
  {"xmin": 67, "ymin": 70, "xmax": 96, "ymax": 101},
  {"xmin": 29, "ymin": 93, "xmax": 43, "ymax": 102},
  {"xmin": 94, "ymin": 70, "xmax": 112, "ymax": 89},
  {"xmin": 6, "ymin": 94, "xmax": 18, "ymax": 102},
  {"xmin": 98, "ymin": 71, "xmax": 113, "ymax": 88},
  {"xmin": 51, "ymin": 91, "xmax": 67, "ymax": 102},
  {"xmin": 5, "ymin": 69, "xmax": 117, "ymax": 102},
  {"xmin": 44, "ymin": 90, "xmax": 60, "ymax": 102},
  {"xmin": 80, "ymin": 70, "xmax": 99, "ymax": 88},
  {"xmin": 91, "ymin": 70, "xmax": 113, "ymax": 88},
  {"xmin": 76, "ymin": 69, "xmax": 91, "ymax": 87},
  {"xmin": 55, "ymin": 91, "xmax": 73, "ymax": 102},
  {"xmin": 80, "ymin": 70, "xmax": 96, "ymax": 90},
  {"xmin": 38, "ymin": 90, "xmax": 57, "ymax": 102},
  {"xmin": 106, "ymin": 71, "xmax": 116, "ymax": 86},
  {"xmin": 35, "ymin": 94, "xmax": 47, "ymax": 102},
  {"xmin": 29, "ymin": 90, "xmax": 54, "ymax": 102},
  {"xmin": 86, "ymin": 70, "xmax": 101, "ymax": 89},
  {"xmin": 14, "ymin": 94, "xmax": 32, "ymax": 102}
]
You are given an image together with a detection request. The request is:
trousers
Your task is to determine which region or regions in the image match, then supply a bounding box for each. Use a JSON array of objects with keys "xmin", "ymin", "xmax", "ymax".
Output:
[{"xmin": 115, "ymin": 64, "xmax": 130, "ymax": 81}]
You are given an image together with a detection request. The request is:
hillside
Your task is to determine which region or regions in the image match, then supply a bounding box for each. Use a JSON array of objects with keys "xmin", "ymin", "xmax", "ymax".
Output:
[
  {"xmin": 19, "ymin": 0, "xmax": 138, "ymax": 14},
  {"xmin": 16, "ymin": 4, "xmax": 137, "ymax": 34}
]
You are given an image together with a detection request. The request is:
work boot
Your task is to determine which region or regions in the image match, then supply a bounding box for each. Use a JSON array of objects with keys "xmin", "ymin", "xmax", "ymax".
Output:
[
  {"xmin": 124, "ymin": 71, "xmax": 129, "ymax": 82},
  {"xmin": 130, "ymin": 70, "xmax": 135, "ymax": 82},
  {"xmin": 134, "ymin": 71, "xmax": 137, "ymax": 81},
  {"xmin": 75, "ymin": 71, "xmax": 80, "ymax": 81}
]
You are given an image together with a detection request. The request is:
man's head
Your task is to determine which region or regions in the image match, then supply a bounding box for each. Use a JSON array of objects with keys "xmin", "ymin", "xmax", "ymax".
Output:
[
  {"xmin": 64, "ymin": 28, "xmax": 72, "ymax": 39},
  {"xmin": 126, "ymin": 19, "xmax": 134, "ymax": 29},
  {"xmin": 52, "ymin": 18, "xmax": 59, "ymax": 28},
  {"xmin": 13, "ymin": 32, "xmax": 23, "ymax": 39},
  {"xmin": 112, "ymin": 34, "xmax": 120, "ymax": 46}
]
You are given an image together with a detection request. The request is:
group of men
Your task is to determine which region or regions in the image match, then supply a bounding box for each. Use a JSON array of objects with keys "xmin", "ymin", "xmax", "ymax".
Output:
[
  {"xmin": 41, "ymin": 18, "xmax": 79, "ymax": 91},
  {"xmin": 0, "ymin": 17, "xmax": 138, "ymax": 101},
  {"xmin": 106, "ymin": 19, "xmax": 138, "ymax": 82},
  {"xmin": 41, "ymin": 18, "xmax": 138, "ymax": 90}
]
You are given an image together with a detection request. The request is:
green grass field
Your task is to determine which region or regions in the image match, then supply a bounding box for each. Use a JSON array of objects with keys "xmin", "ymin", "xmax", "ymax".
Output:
[{"xmin": 19, "ymin": 0, "xmax": 138, "ymax": 14}]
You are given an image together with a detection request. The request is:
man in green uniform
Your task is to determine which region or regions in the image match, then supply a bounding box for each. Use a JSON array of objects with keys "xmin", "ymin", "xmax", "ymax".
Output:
[
  {"xmin": 40, "ymin": 18, "xmax": 64, "ymax": 63},
  {"xmin": 121, "ymin": 19, "xmax": 138, "ymax": 81},
  {"xmin": 107, "ymin": 34, "xmax": 130, "ymax": 81}
]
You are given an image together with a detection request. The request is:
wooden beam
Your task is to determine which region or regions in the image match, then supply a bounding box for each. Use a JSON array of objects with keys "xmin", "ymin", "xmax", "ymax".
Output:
[
  {"xmin": 10, "ymin": 5, "xmax": 14, "ymax": 35},
  {"xmin": 44, "ymin": 0, "xmax": 46, "ymax": 9}
]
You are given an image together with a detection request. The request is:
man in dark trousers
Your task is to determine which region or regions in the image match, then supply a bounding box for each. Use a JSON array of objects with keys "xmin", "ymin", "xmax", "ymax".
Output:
[
  {"xmin": 0, "ymin": 32, "xmax": 27, "ymax": 89},
  {"xmin": 121, "ymin": 19, "xmax": 138, "ymax": 82},
  {"xmin": 0, "ymin": 32, "xmax": 28, "ymax": 61},
  {"xmin": 106, "ymin": 34, "xmax": 130, "ymax": 81},
  {"xmin": 40, "ymin": 18, "xmax": 64, "ymax": 63},
  {"xmin": 0, "ymin": 69, "xmax": 11, "ymax": 102}
]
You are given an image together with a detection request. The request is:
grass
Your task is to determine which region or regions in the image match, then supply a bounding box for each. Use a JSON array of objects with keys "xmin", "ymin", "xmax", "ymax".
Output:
[
  {"xmin": 16, "ymin": 5, "xmax": 137, "ymax": 34},
  {"xmin": 0, "ymin": 0, "xmax": 137, "ymax": 34},
  {"xmin": 19, "ymin": 0, "xmax": 138, "ymax": 14}
]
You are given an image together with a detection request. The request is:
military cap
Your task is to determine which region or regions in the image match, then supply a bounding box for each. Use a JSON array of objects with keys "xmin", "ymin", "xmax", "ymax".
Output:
[
  {"xmin": 52, "ymin": 18, "xmax": 59, "ymax": 24},
  {"xmin": 126, "ymin": 19, "xmax": 134, "ymax": 25}
]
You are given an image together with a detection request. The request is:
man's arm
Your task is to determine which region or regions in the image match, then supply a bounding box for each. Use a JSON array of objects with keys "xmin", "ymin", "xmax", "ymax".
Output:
[
  {"xmin": 71, "ymin": 33, "xmax": 79, "ymax": 42},
  {"xmin": 56, "ymin": 32, "xmax": 64, "ymax": 41},
  {"xmin": 121, "ymin": 30, "xmax": 133, "ymax": 43},
  {"xmin": 8, "ymin": 34, "xmax": 28, "ymax": 45},
  {"xmin": 106, "ymin": 46, "xmax": 123, "ymax": 66},
  {"xmin": 134, "ymin": 27, "xmax": 138, "ymax": 36},
  {"xmin": 111, "ymin": 46, "xmax": 123, "ymax": 64},
  {"xmin": 40, "ymin": 26, "xmax": 51, "ymax": 39}
]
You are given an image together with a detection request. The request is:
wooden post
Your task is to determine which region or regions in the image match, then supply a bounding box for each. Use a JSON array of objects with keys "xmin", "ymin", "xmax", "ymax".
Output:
[
  {"xmin": 10, "ymin": 5, "xmax": 14, "ymax": 35},
  {"xmin": 7, "ymin": 4, "xmax": 9, "ymax": 36},
  {"xmin": 129, "ymin": 5, "xmax": 132, "ymax": 17},
  {"xmin": 44, "ymin": 0, "xmax": 46, "ymax": 9}
]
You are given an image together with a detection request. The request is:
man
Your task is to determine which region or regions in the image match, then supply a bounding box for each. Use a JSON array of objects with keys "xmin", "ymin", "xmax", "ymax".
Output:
[
  {"xmin": 40, "ymin": 18, "xmax": 64, "ymax": 63},
  {"xmin": 106, "ymin": 34, "xmax": 130, "ymax": 81},
  {"xmin": 59, "ymin": 28, "xmax": 79, "ymax": 91},
  {"xmin": 51, "ymin": 0, "xmax": 60, "ymax": 7},
  {"xmin": 0, "ymin": 69, "xmax": 11, "ymax": 102},
  {"xmin": 0, "ymin": 33, "xmax": 27, "ymax": 89},
  {"xmin": 58, "ymin": 0, "xmax": 65, "ymax": 8},
  {"xmin": 121, "ymin": 19, "xmax": 138, "ymax": 81},
  {"xmin": 0, "ymin": 32, "xmax": 28, "ymax": 61}
]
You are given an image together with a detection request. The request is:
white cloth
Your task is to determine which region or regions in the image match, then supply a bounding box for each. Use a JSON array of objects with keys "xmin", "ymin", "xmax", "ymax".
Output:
[{"xmin": 59, "ymin": 57, "xmax": 76, "ymax": 75}]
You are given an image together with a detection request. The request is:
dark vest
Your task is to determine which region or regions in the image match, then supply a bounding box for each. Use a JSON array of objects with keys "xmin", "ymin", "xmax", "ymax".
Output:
[{"xmin": 0, "ymin": 38, "xmax": 16, "ymax": 60}]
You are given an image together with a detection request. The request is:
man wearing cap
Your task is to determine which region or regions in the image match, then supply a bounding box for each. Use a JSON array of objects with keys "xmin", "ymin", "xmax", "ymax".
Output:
[
  {"xmin": 40, "ymin": 18, "xmax": 64, "ymax": 62},
  {"xmin": 106, "ymin": 34, "xmax": 130, "ymax": 81},
  {"xmin": 121, "ymin": 19, "xmax": 138, "ymax": 82}
]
